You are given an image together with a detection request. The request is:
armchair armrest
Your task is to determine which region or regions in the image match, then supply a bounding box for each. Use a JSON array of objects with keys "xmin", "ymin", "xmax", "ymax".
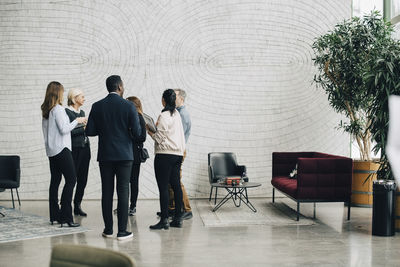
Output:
[
  {"xmin": 237, "ymin": 165, "xmax": 248, "ymax": 182},
  {"xmin": 208, "ymin": 165, "xmax": 218, "ymax": 183}
]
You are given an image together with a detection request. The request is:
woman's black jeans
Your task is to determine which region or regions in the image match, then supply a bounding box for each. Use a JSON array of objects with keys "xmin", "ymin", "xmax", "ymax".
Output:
[
  {"xmin": 48, "ymin": 148, "xmax": 77, "ymax": 223},
  {"xmin": 154, "ymin": 154, "xmax": 183, "ymax": 219}
]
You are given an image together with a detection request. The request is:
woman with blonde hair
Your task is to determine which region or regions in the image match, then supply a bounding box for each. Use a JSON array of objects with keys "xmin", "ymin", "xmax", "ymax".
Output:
[
  {"xmin": 65, "ymin": 88, "xmax": 91, "ymax": 217},
  {"xmin": 41, "ymin": 81, "xmax": 86, "ymax": 227},
  {"xmin": 125, "ymin": 96, "xmax": 147, "ymax": 215}
]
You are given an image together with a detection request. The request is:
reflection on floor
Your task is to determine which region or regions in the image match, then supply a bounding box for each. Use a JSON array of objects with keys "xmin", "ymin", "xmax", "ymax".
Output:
[{"xmin": 0, "ymin": 198, "xmax": 399, "ymax": 267}]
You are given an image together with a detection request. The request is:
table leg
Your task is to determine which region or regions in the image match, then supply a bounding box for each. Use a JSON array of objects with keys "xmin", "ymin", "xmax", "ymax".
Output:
[
  {"xmin": 212, "ymin": 186, "xmax": 258, "ymax": 212},
  {"xmin": 231, "ymin": 187, "xmax": 243, "ymax": 207},
  {"xmin": 212, "ymin": 189, "xmax": 234, "ymax": 212},
  {"xmin": 236, "ymin": 189, "xmax": 257, "ymax": 212}
]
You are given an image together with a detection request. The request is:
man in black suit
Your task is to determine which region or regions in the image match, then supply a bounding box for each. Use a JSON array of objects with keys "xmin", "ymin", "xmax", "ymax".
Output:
[{"xmin": 86, "ymin": 75, "xmax": 141, "ymax": 241}]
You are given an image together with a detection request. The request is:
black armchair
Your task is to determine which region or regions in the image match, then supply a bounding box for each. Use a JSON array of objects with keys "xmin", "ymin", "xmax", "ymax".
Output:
[
  {"xmin": 0, "ymin": 155, "xmax": 21, "ymax": 208},
  {"xmin": 208, "ymin": 152, "xmax": 248, "ymax": 204}
]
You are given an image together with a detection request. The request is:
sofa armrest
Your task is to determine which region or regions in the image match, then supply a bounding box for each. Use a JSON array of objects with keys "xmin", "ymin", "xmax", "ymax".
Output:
[
  {"xmin": 272, "ymin": 152, "xmax": 314, "ymax": 177},
  {"xmin": 296, "ymin": 157, "xmax": 353, "ymax": 200}
]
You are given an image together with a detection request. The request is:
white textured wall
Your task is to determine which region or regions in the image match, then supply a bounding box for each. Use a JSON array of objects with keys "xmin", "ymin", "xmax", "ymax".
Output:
[{"xmin": 0, "ymin": 0, "xmax": 351, "ymax": 200}]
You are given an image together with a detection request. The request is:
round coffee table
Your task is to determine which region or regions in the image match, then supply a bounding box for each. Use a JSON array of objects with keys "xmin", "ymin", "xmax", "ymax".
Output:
[{"xmin": 210, "ymin": 182, "xmax": 261, "ymax": 212}]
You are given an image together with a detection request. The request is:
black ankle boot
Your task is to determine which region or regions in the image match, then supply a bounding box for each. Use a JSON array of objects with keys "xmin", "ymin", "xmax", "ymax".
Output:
[
  {"xmin": 170, "ymin": 216, "xmax": 183, "ymax": 228},
  {"xmin": 50, "ymin": 220, "xmax": 60, "ymax": 225},
  {"xmin": 149, "ymin": 218, "xmax": 169, "ymax": 230},
  {"xmin": 74, "ymin": 203, "xmax": 87, "ymax": 216}
]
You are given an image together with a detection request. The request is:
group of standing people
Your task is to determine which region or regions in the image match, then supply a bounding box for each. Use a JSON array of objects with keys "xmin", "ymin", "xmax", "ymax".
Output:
[{"xmin": 40, "ymin": 75, "xmax": 192, "ymax": 240}]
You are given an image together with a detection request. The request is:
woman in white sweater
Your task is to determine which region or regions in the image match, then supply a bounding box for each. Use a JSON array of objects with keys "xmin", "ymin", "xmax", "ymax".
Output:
[
  {"xmin": 148, "ymin": 89, "xmax": 185, "ymax": 229},
  {"xmin": 41, "ymin": 81, "xmax": 86, "ymax": 227}
]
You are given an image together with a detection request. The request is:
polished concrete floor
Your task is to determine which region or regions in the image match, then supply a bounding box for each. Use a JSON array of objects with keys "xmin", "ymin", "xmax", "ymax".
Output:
[{"xmin": 0, "ymin": 198, "xmax": 399, "ymax": 267}]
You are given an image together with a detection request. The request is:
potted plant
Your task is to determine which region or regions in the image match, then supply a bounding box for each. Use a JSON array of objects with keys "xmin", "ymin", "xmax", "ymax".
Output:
[
  {"xmin": 312, "ymin": 11, "xmax": 386, "ymax": 207},
  {"xmin": 364, "ymin": 18, "xmax": 400, "ymax": 233}
]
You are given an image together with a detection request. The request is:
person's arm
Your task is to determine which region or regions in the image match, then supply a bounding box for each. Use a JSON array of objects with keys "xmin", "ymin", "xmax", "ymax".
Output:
[
  {"xmin": 54, "ymin": 106, "xmax": 78, "ymax": 134},
  {"xmin": 184, "ymin": 113, "xmax": 191, "ymax": 142},
  {"xmin": 134, "ymin": 115, "xmax": 147, "ymax": 143},
  {"xmin": 180, "ymin": 109, "xmax": 191, "ymax": 143},
  {"xmin": 149, "ymin": 115, "xmax": 168, "ymax": 144},
  {"xmin": 42, "ymin": 119, "xmax": 48, "ymax": 147},
  {"xmin": 85, "ymin": 106, "xmax": 97, "ymax": 136},
  {"xmin": 71, "ymin": 110, "xmax": 86, "ymax": 137}
]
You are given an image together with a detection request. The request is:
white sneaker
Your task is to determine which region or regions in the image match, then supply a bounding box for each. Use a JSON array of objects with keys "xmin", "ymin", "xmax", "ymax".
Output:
[{"xmin": 102, "ymin": 231, "xmax": 113, "ymax": 238}]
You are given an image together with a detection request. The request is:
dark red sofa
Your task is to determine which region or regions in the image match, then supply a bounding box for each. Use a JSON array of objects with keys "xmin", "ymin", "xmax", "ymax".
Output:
[{"xmin": 271, "ymin": 152, "xmax": 353, "ymax": 221}]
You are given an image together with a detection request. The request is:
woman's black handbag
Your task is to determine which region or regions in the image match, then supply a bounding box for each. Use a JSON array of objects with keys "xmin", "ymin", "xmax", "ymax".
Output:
[{"xmin": 139, "ymin": 147, "xmax": 149, "ymax": 163}]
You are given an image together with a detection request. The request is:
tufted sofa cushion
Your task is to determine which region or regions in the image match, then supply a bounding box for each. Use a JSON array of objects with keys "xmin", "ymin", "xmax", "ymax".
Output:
[{"xmin": 272, "ymin": 152, "xmax": 352, "ymax": 201}]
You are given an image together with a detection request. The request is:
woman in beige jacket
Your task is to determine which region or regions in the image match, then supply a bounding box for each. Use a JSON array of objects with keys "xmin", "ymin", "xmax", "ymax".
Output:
[{"xmin": 147, "ymin": 89, "xmax": 185, "ymax": 230}]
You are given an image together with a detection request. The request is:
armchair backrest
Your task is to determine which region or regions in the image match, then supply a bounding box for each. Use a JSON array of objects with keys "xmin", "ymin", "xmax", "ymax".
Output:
[
  {"xmin": 208, "ymin": 152, "xmax": 241, "ymax": 183},
  {"xmin": 0, "ymin": 155, "xmax": 20, "ymax": 188}
]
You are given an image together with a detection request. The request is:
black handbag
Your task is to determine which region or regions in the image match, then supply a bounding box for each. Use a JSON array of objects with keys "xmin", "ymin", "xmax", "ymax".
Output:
[{"xmin": 139, "ymin": 147, "xmax": 149, "ymax": 163}]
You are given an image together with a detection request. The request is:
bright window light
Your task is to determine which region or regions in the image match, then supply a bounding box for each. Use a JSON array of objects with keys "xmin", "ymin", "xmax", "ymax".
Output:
[{"xmin": 353, "ymin": 0, "xmax": 383, "ymax": 17}]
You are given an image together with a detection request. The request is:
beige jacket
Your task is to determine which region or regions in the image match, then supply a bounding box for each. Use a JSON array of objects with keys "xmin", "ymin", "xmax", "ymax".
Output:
[{"xmin": 152, "ymin": 110, "xmax": 185, "ymax": 156}]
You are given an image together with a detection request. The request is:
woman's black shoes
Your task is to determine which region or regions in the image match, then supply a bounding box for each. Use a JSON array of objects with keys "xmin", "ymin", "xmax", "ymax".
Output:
[
  {"xmin": 149, "ymin": 218, "xmax": 169, "ymax": 230},
  {"xmin": 50, "ymin": 220, "xmax": 60, "ymax": 225},
  {"xmin": 74, "ymin": 203, "xmax": 87, "ymax": 216},
  {"xmin": 60, "ymin": 221, "xmax": 80, "ymax": 227}
]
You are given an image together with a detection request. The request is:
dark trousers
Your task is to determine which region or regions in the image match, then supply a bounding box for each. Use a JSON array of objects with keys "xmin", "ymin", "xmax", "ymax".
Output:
[
  {"xmin": 130, "ymin": 163, "xmax": 141, "ymax": 209},
  {"xmin": 99, "ymin": 161, "xmax": 132, "ymax": 233},
  {"xmin": 48, "ymin": 148, "xmax": 77, "ymax": 223},
  {"xmin": 154, "ymin": 154, "xmax": 183, "ymax": 219},
  {"xmin": 71, "ymin": 145, "xmax": 91, "ymax": 205}
]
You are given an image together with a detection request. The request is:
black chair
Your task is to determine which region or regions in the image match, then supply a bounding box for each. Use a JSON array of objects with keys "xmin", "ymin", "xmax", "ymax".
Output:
[
  {"xmin": 208, "ymin": 152, "xmax": 248, "ymax": 204},
  {"xmin": 0, "ymin": 156, "xmax": 21, "ymax": 209}
]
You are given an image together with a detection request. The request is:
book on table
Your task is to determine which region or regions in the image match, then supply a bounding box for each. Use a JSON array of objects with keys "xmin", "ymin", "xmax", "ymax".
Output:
[{"xmin": 225, "ymin": 176, "xmax": 242, "ymax": 185}]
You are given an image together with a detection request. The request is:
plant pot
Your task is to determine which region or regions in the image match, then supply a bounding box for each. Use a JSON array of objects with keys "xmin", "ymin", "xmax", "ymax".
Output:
[
  {"xmin": 351, "ymin": 161, "xmax": 379, "ymax": 207},
  {"xmin": 372, "ymin": 180, "xmax": 396, "ymax": 236}
]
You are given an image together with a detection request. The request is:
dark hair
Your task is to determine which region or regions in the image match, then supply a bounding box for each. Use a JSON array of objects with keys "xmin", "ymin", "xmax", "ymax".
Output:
[
  {"xmin": 106, "ymin": 75, "xmax": 122, "ymax": 92},
  {"xmin": 162, "ymin": 89, "xmax": 176, "ymax": 115}
]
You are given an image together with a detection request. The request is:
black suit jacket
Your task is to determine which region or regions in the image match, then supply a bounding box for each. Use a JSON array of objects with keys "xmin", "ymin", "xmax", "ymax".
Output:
[{"xmin": 85, "ymin": 93, "xmax": 141, "ymax": 162}]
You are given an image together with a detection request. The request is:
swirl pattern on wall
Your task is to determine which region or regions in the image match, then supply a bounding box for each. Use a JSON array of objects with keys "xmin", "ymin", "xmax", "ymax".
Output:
[{"xmin": 0, "ymin": 0, "xmax": 350, "ymax": 199}]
